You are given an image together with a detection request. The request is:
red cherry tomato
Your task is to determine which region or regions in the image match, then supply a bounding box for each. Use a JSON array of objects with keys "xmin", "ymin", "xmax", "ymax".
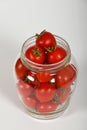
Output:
[
  {"xmin": 23, "ymin": 96, "xmax": 37, "ymax": 108},
  {"xmin": 36, "ymin": 102, "xmax": 58, "ymax": 113},
  {"xmin": 47, "ymin": 46, "xmax": 67, "ymax": 64},
  {"xmin": 25, "ymin": 45, "xmax": 45, "ymax": 64},
  {"xmin": 56, "ymin": 87, "xmax": 71, "ymax": 103},
  {"xmin": 36, "ymin": 83, "xmax": 56, "ymax": 102},
  {"xmin": 17, "ymin": 80, "xmax": 33, "ymax": 97},
  {"xmin": 56, "ymin": 64, "xmax": 77, "ymax": 88},
  {"xmin": 15, "ymin": 58, "xmax": 28, "ymax": 79},
  {"xmin": 36, "ymin": 31, "xmax": 56, "ymax": 49},
  {"xmin": 36, "ymin": 71, "xmax": 53, "ymax": 83}
]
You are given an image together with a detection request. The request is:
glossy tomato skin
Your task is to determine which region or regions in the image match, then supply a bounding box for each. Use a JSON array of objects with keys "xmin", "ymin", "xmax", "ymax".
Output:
[
  {"xmin": 47, "ymin": 46, "xmax": 67, "ymax": 64},
  {"xmin": 56, "ymin": 87, "xmax": 71, "ymax": 103},
  {"xmin": 36, "ymin": 71, "xmax": 53, "ymax": 83},
  {"xmin": 27, "ymin": 70, "xmax": 39, "ymax": 86},
  {"xmin": 56, "ymin": 64, "xmax": 77, "ymax": 88},
  {"xmin": 36, "ymin": 83, "xmax": 56, "ymax": 103},
  {"xmin": 36, "ymin": 102, "xmax": 58, "ymax": 113},
  {"xmin": 23, "ymin": 96, "xmax": 37, "ymax": 108},
  {"xmin": 36, "ymin": 31, "xmax": 56, "ymax": 49},
  {"xmin": 17, "ymin": 79, "xmax": 33, "ymax": 97},
  {"xmin": 25, "ymin": 45, "xmax": 45, "ymax": 64},
  {"xmin": 15, "ymin": 58, "xmax": 28, "ymax": 79}
]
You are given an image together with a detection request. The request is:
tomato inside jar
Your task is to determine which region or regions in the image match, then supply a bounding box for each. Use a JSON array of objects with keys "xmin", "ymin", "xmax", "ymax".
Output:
[{"xmin": 14, "ymin": 31, "xmax": 78, "ymax": 119}]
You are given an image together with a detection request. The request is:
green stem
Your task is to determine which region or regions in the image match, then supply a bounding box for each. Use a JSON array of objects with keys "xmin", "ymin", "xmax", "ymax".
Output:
[
  {"xmin": 32, "ymin": 48, "xmax": 42, "ymax": 56},
  {"xmin": 40, "ymin": 30, "xmax": 46, "ymax": 35},
  {"xmin": 36, "ymin": 30, "xmax": 46, "ymax": 39},
  {"xmin": 45, "ymin": 44, "xmax": 57, "ymax": 52}
]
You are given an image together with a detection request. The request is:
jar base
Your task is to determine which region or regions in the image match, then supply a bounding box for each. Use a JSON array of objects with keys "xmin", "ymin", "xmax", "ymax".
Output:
[{"xmin": 20, "ymin": 98, "xmax": 70, "ymax": 120}]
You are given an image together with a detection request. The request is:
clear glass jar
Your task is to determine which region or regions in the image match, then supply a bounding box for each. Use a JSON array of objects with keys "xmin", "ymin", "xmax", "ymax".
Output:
[{"xmin": 13, "ymin": 35, "xmax": 78, "ymax": 120}]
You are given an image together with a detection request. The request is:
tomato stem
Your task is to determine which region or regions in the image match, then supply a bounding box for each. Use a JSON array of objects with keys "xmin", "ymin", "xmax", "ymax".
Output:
[
  {"xmin": 45, "ymin": 44, "xmax": 57, "ymax": 52},
  {"xmin": 40, "ymin": 30, "xmax": 46, "ymax": 35},
  {"xmin": 36, "ymin": 30, "xmax": 46, "ymax": 39},
  {"xmin": 32, "ymin": 48, "xmax": 42, "ymax": 56},
  {"xmin": 53, "ymin": 93, "xmax": 60, "ymax": 102},
  {"xmin": 36, "ymin": 33, "xmax": 40, "ymax": 38}
]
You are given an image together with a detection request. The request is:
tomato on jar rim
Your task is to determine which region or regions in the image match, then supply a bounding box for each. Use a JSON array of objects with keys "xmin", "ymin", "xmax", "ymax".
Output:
[
  {"xmin": 46, "ymin": 46, "xmax": 67, "ymax": 64},
  {"xmin": 36, "ymin": 30, "xmax": 56, "ymax": 49},
  {"xmin": 25, "ymin": 45, "xmax": 45, "ymax": 64}
]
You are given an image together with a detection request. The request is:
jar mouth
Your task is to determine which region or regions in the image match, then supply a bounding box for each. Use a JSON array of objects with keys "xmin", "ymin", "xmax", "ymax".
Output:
[{"xmin": 21, "ymin": 35, "xmax": 71, "ymax": 72}]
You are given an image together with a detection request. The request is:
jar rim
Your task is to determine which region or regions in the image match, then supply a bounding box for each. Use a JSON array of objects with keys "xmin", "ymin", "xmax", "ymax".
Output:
[{"xmin": 21, "ymin": 35, "xmax": 71, "ymax": 72}]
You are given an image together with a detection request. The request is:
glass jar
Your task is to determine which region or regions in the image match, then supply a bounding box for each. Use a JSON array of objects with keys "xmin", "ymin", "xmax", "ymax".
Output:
[{"xmin": 13, "ymin": 35, "xmax": 78, "ymax": 120}]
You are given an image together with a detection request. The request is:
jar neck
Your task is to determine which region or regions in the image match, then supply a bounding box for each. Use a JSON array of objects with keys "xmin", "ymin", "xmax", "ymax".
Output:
[{"xmin": 20, "ymin": 35, "xmax": 71, "ymax": 73}]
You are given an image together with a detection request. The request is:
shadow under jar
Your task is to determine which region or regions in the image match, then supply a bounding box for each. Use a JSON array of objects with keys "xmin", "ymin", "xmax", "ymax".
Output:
[{"xmin": 14, "ymin": 35, "xmax": 78, "ymax": 120}]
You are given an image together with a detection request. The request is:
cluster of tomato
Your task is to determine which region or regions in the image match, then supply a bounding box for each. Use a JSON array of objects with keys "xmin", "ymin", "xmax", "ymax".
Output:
[{"xmin": 15, "ymin": 31, "xmax": 77, "ymax": 113}]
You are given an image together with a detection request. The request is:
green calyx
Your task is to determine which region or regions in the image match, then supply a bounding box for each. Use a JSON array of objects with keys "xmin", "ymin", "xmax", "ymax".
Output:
[
  {"xmin": 52, "ymin": 88, "xmax": 66, "ymax": 103},
  {"xmin": 40, "ymin": 29, "xmax": 46, "ymax": 35},
  {"xmin": 32, "ymin": 48, "xmax": 42, "ymax": 56},
  {"xmin": 45, "ymin": 44, "xmax": 57, "ymax": 52},
  {"xmin": 59, "ymin": 88, "xmax": 66, "ymax": 94},
  {"xmin": 52, "ymin": 93, "xmax": 60, "ymax": 103}
]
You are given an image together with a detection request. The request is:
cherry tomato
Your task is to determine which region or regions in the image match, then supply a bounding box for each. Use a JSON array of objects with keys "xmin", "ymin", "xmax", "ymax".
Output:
[
  {"xmin": 56, "ymin": 64, "xmax": 77, "ymax": 88},
  {"xmin": 36, "ymin": 71, "xmax": 53, "ymax": 83},
  {"xmin": 17, "ymin": 80, "xmax": 33, "ymax": 97},
  {"xmin": 47, "ymin": 46, "xmax": 67, "ymax": 64},
  {"xmin": 36, "ymin": 30, "xmax": 56, "ymax": 49},
  {"xmin": 36, "ymin": 83, "xmax": 56, "ymax": 102},
  {"xmin": 15, "ymin": 58, "xmax": 28, "ymax": 79},
  {"xmin": 23, "ymin": 96, "xmax": 37, "ymax": 108},
  {"xmin": 36, "ymin": 102, "xmax": 58, "ymax": 113},
  {"xmin": 54, "ymin": 87, "xmax": 71, "ymax": 103},
  {"xmin": 25, "ymin": 45, "xmax": 45, "ymax": 64}
]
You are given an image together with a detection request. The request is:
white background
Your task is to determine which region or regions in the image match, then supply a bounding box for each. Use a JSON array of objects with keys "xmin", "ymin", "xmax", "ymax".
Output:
[{"xmin": 0, "ymin": 0, "xmax": 87, "ymax": 130}]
